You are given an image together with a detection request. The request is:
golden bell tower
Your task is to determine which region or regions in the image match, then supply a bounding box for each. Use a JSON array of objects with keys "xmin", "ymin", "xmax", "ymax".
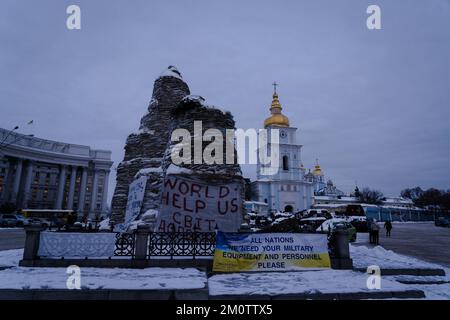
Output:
[
  {"xmin": 313, "ymin": 158, "xmax": 324, "ymax": 176},
  {"xmin": 264, "ymin": 82, "xmax": 290, "ymax": 128}
]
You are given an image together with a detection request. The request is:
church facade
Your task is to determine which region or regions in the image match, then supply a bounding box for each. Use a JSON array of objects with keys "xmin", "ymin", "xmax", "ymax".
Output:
[{"xmin": 251, "ymin": 88, "xmax": 340, "ymax": 213}]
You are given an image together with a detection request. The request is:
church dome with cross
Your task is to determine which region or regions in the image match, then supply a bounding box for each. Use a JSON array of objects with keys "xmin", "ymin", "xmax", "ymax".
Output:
[
  {"xmin": 264, "ymin": 83, "xmax": 290, "ymax": 128},
  {"xmin": 313, "ymin": 162, "xmax": 323, "ymax": 176},
  {"xmin": 252, "ymin": 82, "xmax": 344, "ymax": 213}
]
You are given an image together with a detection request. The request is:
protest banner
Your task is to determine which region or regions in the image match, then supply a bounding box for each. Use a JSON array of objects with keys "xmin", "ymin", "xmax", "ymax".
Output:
[
  {"xmin": 115, "ymin": 176, "xmax": 147, "ymax": 232},
  {"xmin": 213, "ymin": 231, "xmax": 331, "ymax": 272},
  {"xmin": 156, "ymin": 175, "xmax": 242, "ymax": 232}
]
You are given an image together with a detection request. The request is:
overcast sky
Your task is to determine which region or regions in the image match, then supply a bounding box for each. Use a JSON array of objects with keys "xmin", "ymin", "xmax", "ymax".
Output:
[{"xmin": 1, "ymin": 0, "xmax": 449, "ymax": 201}]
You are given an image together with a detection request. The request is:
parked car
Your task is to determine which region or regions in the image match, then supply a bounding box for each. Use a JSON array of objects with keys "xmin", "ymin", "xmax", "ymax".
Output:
[
  {"xmin": 332, "ymin": 214, "xmax": 368, "ymax": 232},
  {"xmin": 348, "ymin": 216, "xmax": 368, "ymax": 232},
  {"xmin": 302, "ymin": 209, "xmax": 332, "ymax": 220},
  {"xmin": 0, "ymin": 214, "xmax": 30, "ymax": 227},
  {"xmin": 28, "ymin": 218, "xmax": 53, "ymax": 229},
  {"xmin": 299, "ymin": 217, "xmax": 327, "ymax": 232},
  {"xmin": 317, "ymin": 219, "xmax": 357, "ymax": 242},
  {"xmin": 435, "ymin": 217, "xmax": 450, "ymax": 227}
]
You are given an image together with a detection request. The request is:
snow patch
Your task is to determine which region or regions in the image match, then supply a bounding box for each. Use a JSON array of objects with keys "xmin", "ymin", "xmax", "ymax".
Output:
[
  {"xmin": 99, "ymin": 218, "xmax": 111, "ymax": 231},
  {"xmin": 158, "ymin": 66, "xmax": 183, "ymax": 80},
  {"xmin": 0, "ymin": 265, "xmax": 206, "ymax": 290},
  {"xmin": 180, "ymin": 94, "xmax": 228, "ymax": 115},
  {"xmin": 134, "ymin": 167, "xmax": 163, "ymax": 178},
  {"xmin": 0, "ymin": 249, "xmax": 23, "ymax": 268},
  {"xmin": 182, "ymin": 95, "xmax": 206, "ymax": 105},
  {"xmin": 208, "ymin": 270, "xmax": 408, "ymax": 296},
  {"xmin": 350, "ymin": 244, "xmax": 441, "ymax": 269},
  {"xmin": 166, "ymin": 164, "xmax": 192, "ymax": 175}
]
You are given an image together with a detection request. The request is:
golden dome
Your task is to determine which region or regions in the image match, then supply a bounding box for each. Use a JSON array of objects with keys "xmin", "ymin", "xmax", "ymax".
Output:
[
  {"xmin": 312, "ymin": 163, "xmax": 323, "ymax": 176},
  {"xmin": 312, "ymin": 158, "xmax": 324, "ymax": 176},
  {"xmin": 264, "ymin": 92, "xmax": 290, "ymax": 128}
]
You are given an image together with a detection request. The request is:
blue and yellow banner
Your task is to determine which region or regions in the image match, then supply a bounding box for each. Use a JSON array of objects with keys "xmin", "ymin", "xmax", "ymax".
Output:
[{"xmin": 213, "ymin": 232, "xmax": 331, "ymax": 272}]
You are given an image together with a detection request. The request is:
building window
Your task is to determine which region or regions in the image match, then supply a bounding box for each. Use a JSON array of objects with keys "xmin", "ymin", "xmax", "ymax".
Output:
[{"xmin": 282, "ymin": 155, "xmax": 289, "ymax": 171}]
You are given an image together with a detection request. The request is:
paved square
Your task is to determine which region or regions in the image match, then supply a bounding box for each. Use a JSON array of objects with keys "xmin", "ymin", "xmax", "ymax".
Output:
[{"xmin": 376, "ymin": 222, "xmax": 450, "ymax": 267}]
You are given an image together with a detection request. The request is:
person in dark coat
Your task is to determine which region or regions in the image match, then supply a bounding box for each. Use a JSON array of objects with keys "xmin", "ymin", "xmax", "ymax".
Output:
[
  {"xmin": 384, "ymin": 220, "xmax": 393, "ymax": 237},
  {"xmin": 373, "ymin": 222, "xmax": 380, "ymax": 245},
  {"xmin": 64, "ymin": 212, "xmax": 73, "ymax": 230},
  {"xmin": 368, "ymin": 219, "xmax": 374, "ymax": 244},
  {"xmin": 369, "ymin": 219, "xmax": 380, "ymax": 245}
]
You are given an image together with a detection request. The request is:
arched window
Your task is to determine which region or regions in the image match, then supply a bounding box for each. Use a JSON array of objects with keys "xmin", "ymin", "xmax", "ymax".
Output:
[{"xmin": 282, "ymin": 155, "xmax": 289, "ymax": 171}]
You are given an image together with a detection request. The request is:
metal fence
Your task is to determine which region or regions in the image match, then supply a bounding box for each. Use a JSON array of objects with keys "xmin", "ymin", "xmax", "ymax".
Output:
[
  {"xmin": 114, "ymin": 233, "xmax": 135, "ymax": 256},
  {"xmin": 148, "ymin": 232, "xmax": 216, "ymax": 258},
  {"xmin": 365, "ymin": 208, "xmax": 447, "ymax": 222},
  {"xmin": 113, "ymin": 232, "xmax": 216, "ymax": 259}
]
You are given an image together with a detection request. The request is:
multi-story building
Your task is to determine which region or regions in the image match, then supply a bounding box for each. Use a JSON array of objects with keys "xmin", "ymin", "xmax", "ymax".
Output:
[
  {"xmin": 251, "ymin": 90, "xmax": 315, "ymax": 213},
  {"xmin": 251, "ymin": 88, "xmax": 346, "ymax": 213},
  {"xmin": 0, "ymin": 127, "xmax": 113, "ymax": 218}
]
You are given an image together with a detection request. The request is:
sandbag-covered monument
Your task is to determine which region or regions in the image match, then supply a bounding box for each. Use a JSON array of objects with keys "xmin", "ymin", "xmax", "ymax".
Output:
[
  {"xmin": 110, "ymin": 66, "xmax": 244, "ymax": 233},
  {"xmin": 19, "ymin": 66, "xmax": 352, "ymax": 272}
]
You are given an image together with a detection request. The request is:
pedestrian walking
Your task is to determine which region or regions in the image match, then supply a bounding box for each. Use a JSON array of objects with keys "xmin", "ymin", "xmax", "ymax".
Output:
[
  {"xmin": 368, "ymin": 219, "xmax": 374, "ymax": 244},
  {"xmin": 384, "ymin": 220, "xmax": 393, "ymax": 237},
  {"xmin": 369, "ymin": 219, "xmax": 380, "ymax": 245},
  {"xmin": 372, "ymin": 220, "xmax": 380, "ymax": 245}
]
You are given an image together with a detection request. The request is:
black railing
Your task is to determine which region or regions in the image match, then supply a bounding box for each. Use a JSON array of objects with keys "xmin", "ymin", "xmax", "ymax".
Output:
[
  {"xmin": 114, "ymin": 233, "xmax": 135, "ymax": 256},
  {"xmin": 148, "ymin": 232, "xmax": 216, "ymax": 258},
  {"xmin": 113, "ymin": 232, "xmax": 216, "ymax": 258}
]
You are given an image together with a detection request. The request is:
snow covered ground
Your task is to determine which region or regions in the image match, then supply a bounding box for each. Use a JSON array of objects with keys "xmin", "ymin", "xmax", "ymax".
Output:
[
  {"xmin": 0, "ymin": 244, "xmax": 449, "ymax": 299},
  {"xmin": 209, "ymin": 238, "xmax": 450, "ymax": 299},
  {"xmin": 350, "ymin": 237, "xmax": 450, "ymax": 299},
  {"xmin": 208, "ymin": 267, "xmax": 450, "ymax": 299},
  {"xmin": 0, "ymin": 267, "xmax": 206, "ymax": 290},
  {"xmin": 0, "ymin": 248, "xmax": 22, "ymax": 267},
  {"xmin": 208, "ymin": 270, "xmax": 408, "ymax": 296},
  {"xmin": 383, "ymin": 274, "xmax": 450, "ymax": 299},
  {"xmin": 405, "ymin": 283, "xmax": 450, "ymax": 300},
  {"xmin": 0, "ymin": 249, "xmax": 206, "ymax": 290},
  {"xmin": 350, "ymin": 244, "xmax": 441, "ymax": 269}
]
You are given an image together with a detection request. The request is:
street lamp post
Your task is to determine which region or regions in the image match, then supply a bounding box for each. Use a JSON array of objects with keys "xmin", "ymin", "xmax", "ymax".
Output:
[
  {"xmin": 0, "ymin": 127, "xmax": 34, "ymax": 154},
  {"xmin": 0, "ymin": 126, "xmax": 19, "ymax": 148}
]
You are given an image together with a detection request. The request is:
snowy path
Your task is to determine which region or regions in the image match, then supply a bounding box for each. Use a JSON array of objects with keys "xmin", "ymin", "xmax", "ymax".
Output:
[
  {"xmin": 208, "ymin": 242, "xmax": 450, "ymax": 299},
  {"xmin": 0, "ymin": 245, "xmax": 449, "ymax": 299},
  {"xmin": 0, "ymin": 249, "xmax": 206, "ymax": 290},
  {"xmin": 208, "ymin": 270, "xmax": 409, "ymax": 296},
  {"xmin": 350, "ymin": 244, "xmax": 441, "ymax": 269}
]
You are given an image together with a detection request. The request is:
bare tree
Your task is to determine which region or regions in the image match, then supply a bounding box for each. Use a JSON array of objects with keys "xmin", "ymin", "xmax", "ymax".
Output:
[
  {"xmin": 358, "ymin": 187, "xmax": 384, "ymax": 205},
  {"xmin": 400, "ymin": 187, "xmax": 423, "ymax": 201}
]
